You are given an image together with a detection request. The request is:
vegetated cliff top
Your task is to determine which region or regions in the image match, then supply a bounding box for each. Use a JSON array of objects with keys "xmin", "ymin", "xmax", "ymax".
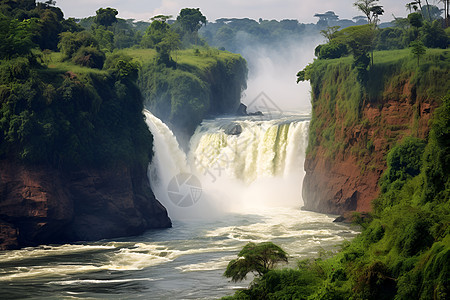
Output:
[{"xmin": 226, "ymin": 47, "xmax": 450, "ymax": 300}]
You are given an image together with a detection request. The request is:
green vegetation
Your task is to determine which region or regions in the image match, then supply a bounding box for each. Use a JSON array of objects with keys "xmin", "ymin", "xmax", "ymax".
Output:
[
  {"xmin": 137, "ymin": 47, "xmax": 247, "ymax": 137},
  {"xmin": 410, "ymin": 40, "xmax": 427, "ymax": 66},
  {"xmin": 225, "ymin": 3, "xmax": 449, "ymax": 297},
  {"xmin": 0, "ymin": 54, "xmax": 152, "ymax": 168},
  {"xmin": 224, "ymin": 242, "xmax": 288, "ymax": 282},
  {"xmin": 224, "ymin": 93, "xmax": 450, "ymax": 300},
  {"xmin": 298, "ymin": 48, "xmax": 449, "ymax": 158},
  {"xmin": 0, "ymin": 1, "xmax": 247, "ymax": 166},
  {"xmin": 311, "ymin": 3, "xmax": 448, "ymax": 84}
]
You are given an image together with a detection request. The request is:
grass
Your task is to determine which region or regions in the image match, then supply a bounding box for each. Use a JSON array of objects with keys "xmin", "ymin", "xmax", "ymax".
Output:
[
  {"xmin": 116, "ymin": 47, "xmax": 242, "ymax": 71},
  {"xmin": 114, "ymin": 48, "xmax": 157, "ymax": 65},
  {"xmin": 43, "ymin": 52, "xmax": 107, "ymax": 75},
  {"xmin": 305, "ymin": 48, "xmax": 450, "ymax": 159}
]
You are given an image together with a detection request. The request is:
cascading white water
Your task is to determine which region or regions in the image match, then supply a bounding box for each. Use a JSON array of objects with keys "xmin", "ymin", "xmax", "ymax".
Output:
[
  {"xmin": 1, "ymin": 112, "xmax": 359, "ymax": 300},
  {"xmin": 144, "ymin": 109, "xmax": 310, "ymax": 219}
]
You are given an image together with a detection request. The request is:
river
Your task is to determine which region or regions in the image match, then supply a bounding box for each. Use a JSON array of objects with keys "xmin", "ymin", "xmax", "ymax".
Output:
[{"xmin": 0, "ymin": 111, "xmax": 359, "ymax": 299}]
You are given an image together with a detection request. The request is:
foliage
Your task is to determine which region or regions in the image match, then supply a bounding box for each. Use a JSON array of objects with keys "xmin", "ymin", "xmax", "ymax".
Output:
[
  {"xmin": 224, "ymin": 242, "xmax": 288, "ymax": 282},
  {"xmin": 58, "ymin": 31, "xmax": 99, "ymax": 60},
  {"xmin": 316, "ymin": 40, "xmax": 349, "ymax": 59},
  {"xmin": 176, "ymin": 8, "xmax": 206, "ymax": 33},
  {"xmin": 92, "ymin": 26, "xmax": 114, "ymax": 52},
  {"xmin": 140, "ymin": 18, "xmax": 181, "ymax": 66},
  {"xmin": 71, "ymin": 46, "xmax": 106, "ymax": 69},
  {"xmin": 104, "ymin": 52, "xmax": 140, "ymax": 82},
  {"xmin": 410, "ymin": 40, "xmax": 427, "ymax": 66},
  {"xmin": 225, "ymin": 91, "xmax": 450, "ymax": 298},
  {"xmin": 0, "ymin": 17, "xmax": 36, "ymax": 58},
  {"xmin": 137, "ymin": 48, "xmax": 247, "ymax": 137},
  {"xmin": 57, "ymin": 31, "xmax": 106, "ymax": 68},
  {"xmin": 140, "ymin": 19, "xmax": 171, "ymax": 48},
  {"xmin": 408, "ymin": 12, "xmax": 424, "ymax": 28},
  {"xmin": 0, "ymin": 61, "xmax": 153, "ymax": 167},
  {"xmin": 339, "ymin": 24, "xmax": 376, "ymax": 82},
  {"xmin": 353, "ymin": 0, "xmax": 384, "ymax": 25},
  {"xmin": 421, "ymin": 20, "xmax": 449, "ymax": 49},
  {"xmin": 320, "ymin": 25, "xmax": 341, "ymax": 42},
  {"xmin": 421, "ymin": 4, "xmax": 443, "ymax": 21},
  {"xmin": 94, "ymin": 7, "xmax": 118, "ymax": 27}
]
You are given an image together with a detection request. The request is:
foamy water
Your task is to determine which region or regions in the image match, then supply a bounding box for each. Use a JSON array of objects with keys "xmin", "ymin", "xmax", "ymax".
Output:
[
  {"xmin": 0, "ymin": 112, "xmax": 360, "ymax": 299},
  {"xmin": 0, "ymin": 208, "xmax": 359, "ymax": 299}
]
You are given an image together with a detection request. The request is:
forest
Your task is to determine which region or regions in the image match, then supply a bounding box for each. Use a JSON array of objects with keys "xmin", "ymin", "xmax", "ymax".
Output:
[
  {"xmin": 0, "ymin": 1, "xmax": 247, "ymax": 164},
  {"xmin": 0, "ymin": 0, "xmax": 449, "ymax": 299},
  {"xmin": 223, "ymin": 1, "xmax": 449, "ymax": 299}
]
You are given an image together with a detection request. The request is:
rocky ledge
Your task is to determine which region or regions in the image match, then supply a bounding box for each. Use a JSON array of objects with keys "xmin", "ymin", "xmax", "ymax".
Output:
[{"xmin": 0, "ymin": 160, "xmax": 171, "ymax": 250}]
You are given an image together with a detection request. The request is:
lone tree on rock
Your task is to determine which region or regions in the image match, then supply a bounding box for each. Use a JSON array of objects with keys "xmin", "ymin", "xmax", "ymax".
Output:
[{"xmin": 224, "ymin": 242, "xmax": 288, "ymax": 282}]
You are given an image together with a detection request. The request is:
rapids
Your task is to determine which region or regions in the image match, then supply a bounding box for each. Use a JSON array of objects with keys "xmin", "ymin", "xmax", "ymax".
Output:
[{"xmin": 0, "ymin": 110, "xmax": 359, "ymax": 299}]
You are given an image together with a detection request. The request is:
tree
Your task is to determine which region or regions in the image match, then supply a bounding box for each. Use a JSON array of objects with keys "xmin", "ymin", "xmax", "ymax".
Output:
[
  {"xmin": 410, "ymin": 40, "xmax": 426, "ymax": 66},
  {"xmin": 58, "ymin": 31, "xmax": 99, "ymax": 60},
  {"xmin": 406, "ymin": 2, "xmax": 419, "ymax": 13},
  {"xmin": 140, "ymin": 18, "xmax": 170, "ymax": 48},
  {"xmin": 176, "ymin": 8, "xmax": 206, "ymax": 33},
  {"xmin": 408, "ymin": 12, "xmax": 424, "ymax": 28},
  {"xmin": 314, "ymin": 11, "xmax": 339, "ymax": 27},
  {"xmin": 353, "ymin": 0, "xmax": 384, "ymax": 25},
  {"xmin": 0, "ymin": 18, "xmax": 36, "ymax": 58},
  {"xmin": 94, "ymin": 7, "xmax": 118, "ymax": 27},
  {"xmin": 421, "ymin": 5, "xmax": 443, "ymax": 21},
  {"xmin": 339, "ymin": 24, "xmax": 376, "ymax": 81},
  {"xmin": 151, "ymin": 14, "xmax": 172, "ymax": 23},
  {"xmin": 92, "ymin": 27, "xmax": 114, "ymax": 51},
  {"xmin": 420, "ymin": 20, "xmax": 448, "ymax": 48},
  {"xmin": 155, "ymin": 30, "xmax": 180, "ymax": 67},
  {"xmin": 408, "ymin": 1, "xmax": 423, "ymax": 14},
  {"xmin": 320, "ymin": 25, "xmax": 341, "ymax": 42},
  {"xmin": 224, "ymin": 242, "xmax": 288, "ymax": 282},
  {"xmin": 438, "ymin": 0, "xmax": 449, "ymax": 27}
]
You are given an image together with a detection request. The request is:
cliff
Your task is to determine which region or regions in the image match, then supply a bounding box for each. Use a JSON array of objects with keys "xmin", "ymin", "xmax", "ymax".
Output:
[
  {"xmin": 302, "ymin": 49, "xmax": 449, "ymax": 214},
  {"xmin": 0, "ymin": 160, "xmax": 170, "ymax": 250},
  {"xmin": 137, "ymin": 48, "xmax": 248, "ymax": 143},
  {"xmin": 0, "ymin": 60, "xmax": 171, "ymax": 250}
]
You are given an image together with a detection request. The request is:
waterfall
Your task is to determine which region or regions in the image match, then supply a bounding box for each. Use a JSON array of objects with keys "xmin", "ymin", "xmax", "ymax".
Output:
[{"xmin": 144, "ymin": 109, "xmax": 310, "ymax": 220}]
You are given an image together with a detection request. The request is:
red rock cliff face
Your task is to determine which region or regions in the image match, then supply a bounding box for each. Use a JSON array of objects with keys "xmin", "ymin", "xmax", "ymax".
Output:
[
  {"xmin": 302, "ymin": 70, "xmax": 438, "ymax": 215},
  {"xmin": 0, "ymin": 160, "xmax": 171, "ymax": 250}
]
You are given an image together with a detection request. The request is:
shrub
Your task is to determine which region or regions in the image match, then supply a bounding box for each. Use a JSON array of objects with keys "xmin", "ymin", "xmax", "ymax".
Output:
[
  {"xmin": 380, "ymin": 137, "xmax": 426, "ymax": 194},
  {"xmin": 318, "ymin": 41, "xmax": 348, "ymax": 59},
  {"xmin": 421, "ymin": 20, "xmax": 449, "ymax": 49},
  {"xmin": 72, "ymin": 46, "xmax": 106, "ymax": 69}
]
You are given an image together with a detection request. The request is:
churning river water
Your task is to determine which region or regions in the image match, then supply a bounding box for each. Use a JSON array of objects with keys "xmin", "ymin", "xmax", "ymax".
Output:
[
  {"xmin": 0, "ymin": 208, "xmax": 359, "ymax": 299},
  {"xmin": 0, "ymin": 111, "xmax": 359, "ymax": 299}
]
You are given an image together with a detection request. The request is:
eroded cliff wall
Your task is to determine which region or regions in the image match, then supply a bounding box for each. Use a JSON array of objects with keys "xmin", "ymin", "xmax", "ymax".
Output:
[
  {"xmin": 0, "ymin": 161, "xmax": 170, "ymax": 249},
  {"xmin": 302, "ymin": 50, "xmax": 449, "ymax": 214},
  {"xmin": 0, "ymin": 66, "xmax": 171, "ymax": 250}
]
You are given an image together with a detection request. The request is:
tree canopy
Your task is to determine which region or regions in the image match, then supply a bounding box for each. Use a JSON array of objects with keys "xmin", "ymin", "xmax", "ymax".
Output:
[
  {"xmin": 353, "ymin": 0, "xmax": 384, "ymax": 25},
  {"xmin": 224, "ymin": 242, "xmax": 288, "ymax": 282},
  {"xmin": 176, "ymin": 8, "xmax": 206, "ymax": 33},
  {"xmin": 94, "ymin": 7, "xmax": 118, "ymax": 27}
]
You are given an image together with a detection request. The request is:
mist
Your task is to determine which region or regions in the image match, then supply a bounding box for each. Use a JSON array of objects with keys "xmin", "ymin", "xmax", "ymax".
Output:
[{"xmin": 239, "ymin": 33, "xmax": 323, "ymax": 112}]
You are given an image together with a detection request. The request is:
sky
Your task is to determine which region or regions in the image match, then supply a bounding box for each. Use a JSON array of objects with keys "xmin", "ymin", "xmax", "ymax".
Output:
[{"xmin": 55, "ymin": 0, "xmax": 431, "ymax": 24}]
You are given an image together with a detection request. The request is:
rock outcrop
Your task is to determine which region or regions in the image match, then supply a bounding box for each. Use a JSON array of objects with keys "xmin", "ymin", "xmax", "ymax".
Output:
[
  {"xmin": 0, "ymin": 160, "xmax": 171, "ymax": 250},
  {"xmin": 302, "ymin": 56, "xmax": 447, "ymax": 215}
]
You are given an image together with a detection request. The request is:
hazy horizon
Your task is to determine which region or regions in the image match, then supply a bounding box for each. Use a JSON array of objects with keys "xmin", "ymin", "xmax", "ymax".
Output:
[{"xmin": 57, "ymin": 0, "xmax": 424, "ymax": 24}]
